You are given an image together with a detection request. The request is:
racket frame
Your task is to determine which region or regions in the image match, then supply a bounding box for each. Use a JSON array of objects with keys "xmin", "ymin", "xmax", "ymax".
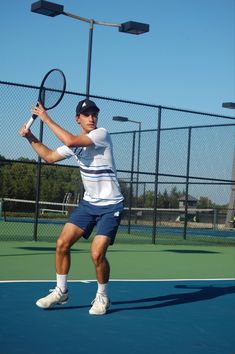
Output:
[{"xmin": 25, "ymin": 68, "xmax": 66, "ymax": 130}]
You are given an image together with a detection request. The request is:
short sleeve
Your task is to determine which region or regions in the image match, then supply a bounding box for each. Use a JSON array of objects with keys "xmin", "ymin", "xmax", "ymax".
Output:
[
  {"xmin": 87, "ymin": 128, "xmax": 110, "ymax": 148},
  {"xmin": 56, "ymin": 145, "xmax": 75, "ymax": 159}
]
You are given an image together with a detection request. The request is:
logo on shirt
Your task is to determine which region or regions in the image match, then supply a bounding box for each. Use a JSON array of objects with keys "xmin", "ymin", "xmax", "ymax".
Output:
[{"xmin": 114, "ymin": 211, "xmax": 120, "ymax": 217}]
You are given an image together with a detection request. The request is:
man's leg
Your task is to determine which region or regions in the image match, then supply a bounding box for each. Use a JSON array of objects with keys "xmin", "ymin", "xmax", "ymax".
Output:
[
  {"xmin": 90, "ymin": 235, "xmax": 111, "ymax": 283},
  {"xmin": 36, "ymin": 223, "xmax": 84, "ymax": 309},
  {"xmin": 89, "ymin": 235, "xmax": 111, "ymax": 315},
  {"xmin": 56, "ymin": 222, "xmax": 84, "ymax": 275}
]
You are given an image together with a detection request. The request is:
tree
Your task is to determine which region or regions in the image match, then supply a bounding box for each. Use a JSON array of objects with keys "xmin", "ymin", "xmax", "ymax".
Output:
[
  {"xmin": 197, "ymin": 196, "xmax": 214, "ymax": 209},
  {"xmin": 0, "ymin": 157, "xmax": 83, "ymax": 204},
  {"xmin": 0, "ymin": 161, "xmax": 36, "ymax": 200},
  {"xmin": 136, "ymin": 187, "xmax": 185, "ymax": 209},
  {"xmin": 157, "ymin": 189, "xmax": 170, "ymax": 208},
  {"xmin": 0, "ymin": 154, "xmax": 6, "ymax": 166}
]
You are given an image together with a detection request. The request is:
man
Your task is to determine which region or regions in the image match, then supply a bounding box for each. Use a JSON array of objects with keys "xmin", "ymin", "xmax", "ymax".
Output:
[{"xmin": 19, "ymin": 98, "xmax": 124, "ymax": 315}]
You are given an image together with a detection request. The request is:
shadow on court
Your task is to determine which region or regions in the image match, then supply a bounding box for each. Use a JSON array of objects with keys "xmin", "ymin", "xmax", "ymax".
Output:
[
  {"xmin": 0, "ymin": 246, "xmax": 89, "ymax": 257},
  {"xmin": 13, "ymin": 246, "xmax": 222, "ymax": 254},
  {"xmin": 44, "ymin": 284, "xmax": 235, "ymax": 314},
  {"xmin": 108, "ymin": 284, "xmax": 235, "ymax": 313},
  {"xmin": 0, "ymin": 247, "xmax": 222, "ymax": 258},
  {"xmin": 15, "ymin": 246, "xmax": 86, "ymax": 252},
  {"xmin": 163, "ymin": 249, "xmax": 221, "ymax": 254}
]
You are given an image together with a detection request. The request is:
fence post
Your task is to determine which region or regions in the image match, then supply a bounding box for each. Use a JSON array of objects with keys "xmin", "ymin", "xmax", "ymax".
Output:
[
  {"xmin": 128, "ymin": 131, "xmax": 136, "ymax": 234},
  {"xmin": 213, "ymin": 208, "xmax": 218, "ymax": 230},
  {"xmin": 225, "ymin": 153, "xmax": 235, "ymax": 227},
  {"xmin": 183, "ymin": 127, "xmax": 192, "ymax": 240},
  {"xmin": 33, "ymin": 120, "xmax": 44, "ymax": 241},
  {"xmin": 152, "ymin": 106, "xmax": 162, "ymax": 244}
]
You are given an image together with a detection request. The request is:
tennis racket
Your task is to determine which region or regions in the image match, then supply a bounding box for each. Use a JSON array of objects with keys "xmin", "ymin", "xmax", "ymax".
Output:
[{"xmin": 25, "ymin": 68, "xmax": 66, "ymax": 130}]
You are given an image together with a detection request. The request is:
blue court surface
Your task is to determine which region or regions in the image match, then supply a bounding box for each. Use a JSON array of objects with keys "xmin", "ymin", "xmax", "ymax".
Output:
[
  {"xmin": 2, "ymin": 218, "xmax": 235, "ymax": 239},
  {"xmin": 0, "ymin": 280, "xmax": 234, "ymax": 354}
]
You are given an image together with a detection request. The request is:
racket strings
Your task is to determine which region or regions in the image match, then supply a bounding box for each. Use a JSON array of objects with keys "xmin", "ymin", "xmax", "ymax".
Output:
[{"xmin": 40, "ymin": 70, "xmax": 66, "ymax": 109}]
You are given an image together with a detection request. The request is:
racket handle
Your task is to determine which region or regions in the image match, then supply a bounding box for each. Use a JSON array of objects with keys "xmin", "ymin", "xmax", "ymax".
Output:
[{"xmin": 25, "ymin": 115, "xmax": 37, "ymax": 130}]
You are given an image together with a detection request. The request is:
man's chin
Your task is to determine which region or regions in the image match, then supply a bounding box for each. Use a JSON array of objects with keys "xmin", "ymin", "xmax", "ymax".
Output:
[{"xmin": 87, "ymin": 126, "xmax": 96, "ymax": 132}]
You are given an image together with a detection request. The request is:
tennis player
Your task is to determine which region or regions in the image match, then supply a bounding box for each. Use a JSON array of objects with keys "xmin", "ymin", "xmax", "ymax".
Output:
[{"xmin": 19, "ymin": 98, "xmax": 124, "ymax": 315}]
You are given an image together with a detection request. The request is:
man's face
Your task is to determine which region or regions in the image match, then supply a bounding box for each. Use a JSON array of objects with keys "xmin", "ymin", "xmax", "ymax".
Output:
[{"xmin": 76, "ymin": 110, "xmax": 98, "ymax": 133}]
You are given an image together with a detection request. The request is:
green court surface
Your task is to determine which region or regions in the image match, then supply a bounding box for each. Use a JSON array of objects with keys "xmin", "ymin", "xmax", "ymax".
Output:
[{"xmin": 0, "ymin": 240, "xmax": 234, "ymax": 281}]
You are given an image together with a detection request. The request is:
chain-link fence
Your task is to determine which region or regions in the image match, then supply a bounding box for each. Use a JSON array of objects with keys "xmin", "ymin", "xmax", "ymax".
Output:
[{"xmin": 0, "ymin": 81, "xmax": 235, "ymax": 245}]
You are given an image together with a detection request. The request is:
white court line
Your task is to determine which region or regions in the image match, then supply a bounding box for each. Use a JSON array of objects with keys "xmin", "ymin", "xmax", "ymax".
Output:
[
  {"xmin": 0, "ymin": 280, "xmax": 92, "ymax": 283},
  {"xmin": 0, "ymin": 278, "xmax": 234, "ymax": 283}
]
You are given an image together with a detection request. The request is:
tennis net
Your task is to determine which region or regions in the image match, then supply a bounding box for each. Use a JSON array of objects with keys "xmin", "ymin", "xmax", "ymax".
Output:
[
  {"xmin": 2, "ymin": 198, "xmax": 222, "ymax": 227},
  {"xmin": 1, "ymin": 198, "xmax": 77, "ymax": 222},
  {"xmin": 122, "ymin": 206, "xmax": 227, "ymax": 229}
]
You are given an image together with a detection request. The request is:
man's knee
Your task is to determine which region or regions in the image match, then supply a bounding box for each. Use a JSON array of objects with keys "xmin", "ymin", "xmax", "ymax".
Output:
[
  {"xmin": 90, "ymin": 236, "xmax": 110, "ymax": 266},
  {"xmin": 56, "ymin": 224, "xmax": 83, "ymax": 253},
  {"xmin": 56, "ymin": 237, "xmax": 71, "ymax": 253},
  {"xmin": 91, "ymin": 250, "xmax": 106, "ymax": 266}
]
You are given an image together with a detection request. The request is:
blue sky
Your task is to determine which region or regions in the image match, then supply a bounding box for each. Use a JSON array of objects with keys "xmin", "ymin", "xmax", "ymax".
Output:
[
  {"xmin": 0, "ymin": 0, "xmax": 234, "ymax": 205},
  {"xmin": 1, "ymin": 0, "xmax": 235, "ymax": 115}
]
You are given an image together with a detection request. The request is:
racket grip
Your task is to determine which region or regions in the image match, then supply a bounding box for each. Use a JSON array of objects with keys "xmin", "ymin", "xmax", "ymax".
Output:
[{"xmin": 25, "ymin": 116, "xmax": 36, "ymax": 130}]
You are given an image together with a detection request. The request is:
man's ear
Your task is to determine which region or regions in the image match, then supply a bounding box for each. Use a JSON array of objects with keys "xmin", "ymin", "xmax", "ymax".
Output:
[{"xmin": 75, "ymin": 115, "xmax": 81, "ymax": 124}]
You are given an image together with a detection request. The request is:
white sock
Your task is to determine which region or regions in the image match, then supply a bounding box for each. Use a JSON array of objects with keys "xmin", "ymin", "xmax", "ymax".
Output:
[
  {"xmin": 56, "ymin": 274, "xmax": 68, "ymax": 293},
  {"xmin": 97, "ymin": 282, "xmax": 108, "ymax": 297}
]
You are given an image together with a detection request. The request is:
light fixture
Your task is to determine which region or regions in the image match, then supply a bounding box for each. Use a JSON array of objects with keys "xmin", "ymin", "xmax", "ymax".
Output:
[
  {"xmin": 31, "ymin": 0, "xmax": 64, "ymax": 17},
  {"xmin": 31, "ymin": 1, "xmax": 150, "ymax": 96},
  {"xmin": 222, "ymin": 102, "xmax": 235, "ymax": 109},
  {"xmin": 119, "ymin": 21, "xmax": 149, "ymax": 35},
  {"xmin": 113, "ymin": 116, "xmax": 129, "ymax": 122}
]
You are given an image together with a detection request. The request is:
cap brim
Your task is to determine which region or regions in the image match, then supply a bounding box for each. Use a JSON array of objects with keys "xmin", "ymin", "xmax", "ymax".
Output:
[{"xmin": 80, "ymin": 107, "xmax": 100, "ymax": 114}]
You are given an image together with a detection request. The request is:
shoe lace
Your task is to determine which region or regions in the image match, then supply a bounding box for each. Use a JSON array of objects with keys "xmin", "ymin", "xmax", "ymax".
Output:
[
  {"xmin": 47, "ymin": 287, "xmax": 60, "ymax": 297},
  {"xmin": 91, "ymin": 294, "xmax": 108, "ymax": 306},
  {"xmin": 46, "ymin": 288, "xmax": 55, "ymax": 297},
  {"xmin": 49, "ymin": 288, "xmax": 55, "ymax": 293}
]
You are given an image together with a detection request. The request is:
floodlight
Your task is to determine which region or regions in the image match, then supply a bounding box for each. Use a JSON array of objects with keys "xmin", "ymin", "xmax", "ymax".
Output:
[
  {"xmin": 222, "ymin": 102, "xmax": 235, "ymax": 109},
  {"xmin": 113, "ymin": 116, "xmax": 129, "ymax": 122},
  {"xmin": 31, "ymin": 0, "xmax": 64, "ymax": 17},
  {"xmin": 119, "ymin": 21, "xmax": 149, "ymax": 35}
]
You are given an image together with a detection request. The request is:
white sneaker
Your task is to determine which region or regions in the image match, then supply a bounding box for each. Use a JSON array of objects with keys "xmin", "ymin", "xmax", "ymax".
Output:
[
  {"xmin": 89, "ymin": 294, "xmax": 110, "ymax": 315},
  {"xmin": 36, "ymin": 287, "xmax": 68, "ymax": 309}
]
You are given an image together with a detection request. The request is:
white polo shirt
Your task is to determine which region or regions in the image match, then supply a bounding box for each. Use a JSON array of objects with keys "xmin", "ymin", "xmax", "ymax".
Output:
[{"xmin": 56, "ymin": 127, "xmax": 124, "ymax": 206}]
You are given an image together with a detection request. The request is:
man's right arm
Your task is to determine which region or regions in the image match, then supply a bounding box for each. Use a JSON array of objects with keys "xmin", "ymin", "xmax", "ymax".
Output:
[{"xmin": 19, "ymin": 126, "xmax": 64, "ymax": 164}]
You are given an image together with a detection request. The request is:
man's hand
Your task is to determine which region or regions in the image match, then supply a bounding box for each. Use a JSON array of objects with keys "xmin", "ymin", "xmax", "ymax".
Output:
[
  {"xmin": 19, "ymin": 124, "xmax": 31, "ymax": 138},
  {"xmin": 32, "ymin": 102, "xmax": 50, "ymax": 123}
]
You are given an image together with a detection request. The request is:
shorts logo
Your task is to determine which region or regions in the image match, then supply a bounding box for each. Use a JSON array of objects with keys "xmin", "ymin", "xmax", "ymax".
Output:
[{"xmin": 114, "ymin": 211, "xmax": 120, "ymax": 217}]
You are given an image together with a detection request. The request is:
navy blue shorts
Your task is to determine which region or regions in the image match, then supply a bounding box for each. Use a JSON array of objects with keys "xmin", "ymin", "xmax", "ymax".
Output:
[{"xmin": 67, "ymin": 200, "xmax": 124, "ymax": 245}]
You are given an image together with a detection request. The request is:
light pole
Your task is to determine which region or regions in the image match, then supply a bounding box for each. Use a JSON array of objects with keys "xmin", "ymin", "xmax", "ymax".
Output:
[
  {"xmin": 31, "ymin": 0, "xmax": 149, "ymax": 97},
  {"xmin": 113, "ymin": 116, "xmax": 142, "ymax": 204},
  {"xmin": 222, "ymin": 102, "xmax": 235, "ymax": 228}
]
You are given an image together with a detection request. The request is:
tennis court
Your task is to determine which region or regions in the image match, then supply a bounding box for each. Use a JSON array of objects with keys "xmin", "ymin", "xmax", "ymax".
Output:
[
  {"xmin": 0, "ymin": 237, "xmax": 235, "ymax": 354},
  {"xmin": 1, "ymin": 71, "xmax": 235, "ymax": 354},
  {"xmin": 0, "ymin": 279, "xmax": 234, "ymax": 354}
]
